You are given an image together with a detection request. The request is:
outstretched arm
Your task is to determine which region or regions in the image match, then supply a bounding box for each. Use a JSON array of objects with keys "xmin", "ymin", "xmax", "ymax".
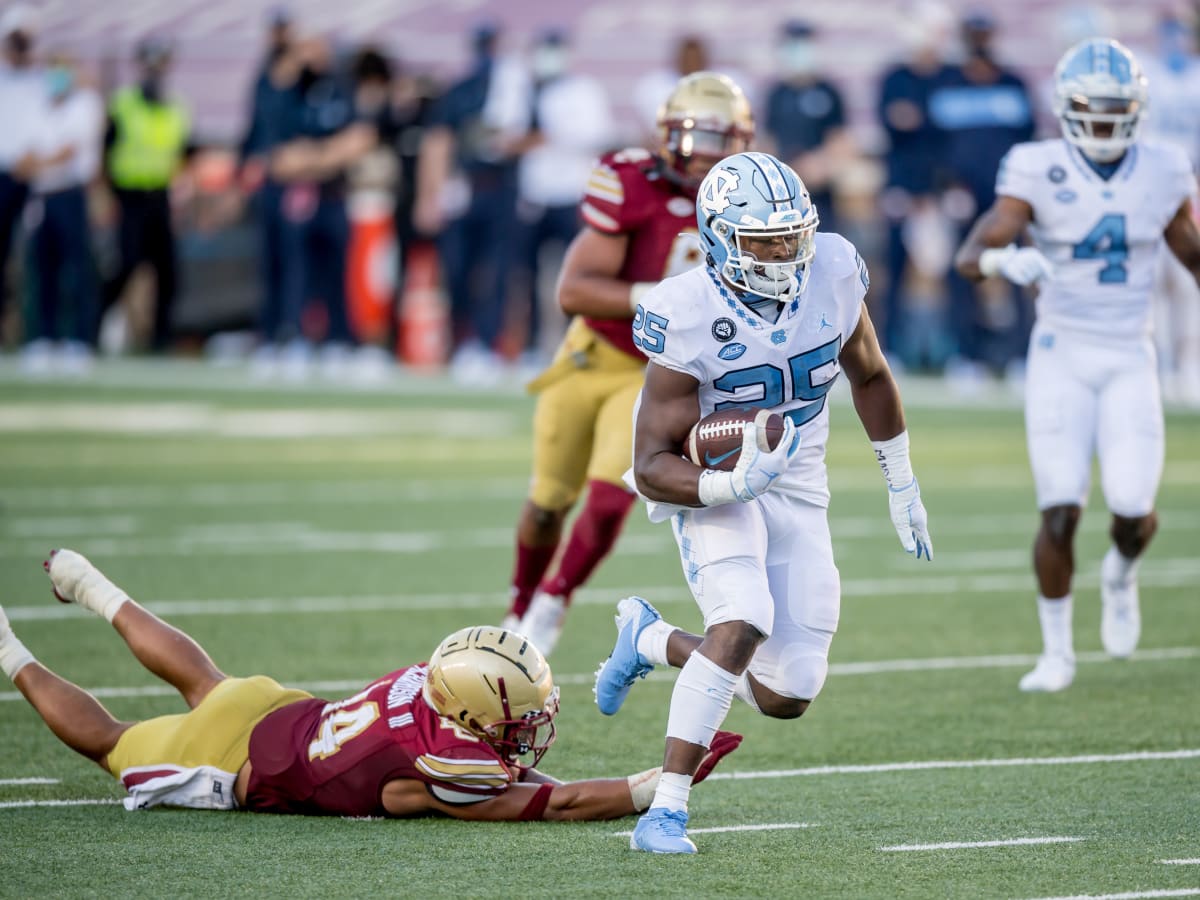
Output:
[
  {"xmin": 556, "ymin": 227, "xmax": 646, "ymax": 319},
  {"xmin": 1164, "ymin": 199, "xmax": 1200, "ymax": 287},
  {"xmin": 380, "ymin": 733, "xmax": 743, "ymax": 821}
]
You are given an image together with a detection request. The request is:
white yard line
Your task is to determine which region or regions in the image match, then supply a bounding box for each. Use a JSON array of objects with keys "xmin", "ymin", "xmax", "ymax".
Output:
[
  {"xmin": 0, "ymin": 777, "xmax": 58, "ymax": 785},
  {"xmin": 1020, "ymin": 890, "xmax": 1200, "ymax": 900},
  {"xmin": 613, "ymin": 822, "xmax": 817, "ymax": 837},
  {"xmin": 1160, "ymin": 861, "xmax": 1200, "ymax": 866},
  {"xmin": 1, "ymin": 649, "xmax": 1196, "ymax": 704},
  {"xmin": 880, "ymin": 836, "xmax": 1083, "ymax": 851},
  {"xmin": 705, "ymin": 749, "xmax": 1200, "ymax": 781}
]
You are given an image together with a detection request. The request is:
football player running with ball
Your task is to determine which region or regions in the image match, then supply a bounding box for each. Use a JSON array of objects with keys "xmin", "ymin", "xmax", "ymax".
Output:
[
  {"xmin": 594, "ymin": 151, "xmax": 934, "ymax": 853},
  {"xmin": 0, "ymin": 550, "xmax": 739, "ymax": 820},
  {"xmin": 954, "ymin": 39, "xmax": 1200, "ymax": 693},
  {"xmin": 503, "ymin": 73, "xmax": 755, "ymax": 657}
]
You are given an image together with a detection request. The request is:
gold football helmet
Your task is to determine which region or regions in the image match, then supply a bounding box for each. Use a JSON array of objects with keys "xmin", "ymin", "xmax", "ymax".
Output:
[
  {"xmin": 423, "ymin": 626, "xmax": 560, "ymax": 766},
  {"xmin": 657, "ymin": 71, "xmax": 755, "ymax": 190}
]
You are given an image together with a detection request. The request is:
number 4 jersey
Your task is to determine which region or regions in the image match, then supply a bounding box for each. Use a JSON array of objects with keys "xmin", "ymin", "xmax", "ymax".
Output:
[
  {"xmin": 634, "ymin": 232, "xmax": 867, "ymax": 519},
  {"xmin": 996, "ymin": 139, "xmax": 1196, "ymax": 340},
  {"xmin": 244, "ymin": 664, "xmax": 514, "ymax": 816}
]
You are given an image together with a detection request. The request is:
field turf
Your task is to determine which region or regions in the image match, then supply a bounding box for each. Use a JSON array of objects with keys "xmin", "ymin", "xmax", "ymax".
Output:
[{"xmin": 1, "ymin": 360, "xmax": 1197, "ymax": 899}]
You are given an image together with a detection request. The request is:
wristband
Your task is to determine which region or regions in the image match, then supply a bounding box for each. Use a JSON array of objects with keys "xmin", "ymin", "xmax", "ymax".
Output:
[
  {"xmin": 871, "ymin": 430, "xmax": 914, "ymax": 491},
  {"xmin": 627, "ymin": 767, "xmax": 662, "ymax": 811},
  {"xmin": 978, "ymin": 245, "xmax": 1015, "ymax": 278},
  {"xmin": 698, "ymin": 469, "xmax": 738, "ymax": 506},
  {"xmin": 630, "ymin": 282, "xmax": 655, "ymax": 313}
]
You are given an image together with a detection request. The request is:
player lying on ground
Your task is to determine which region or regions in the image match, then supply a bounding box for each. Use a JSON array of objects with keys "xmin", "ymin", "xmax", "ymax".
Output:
[{"xmin": 0, "ymin": 550, "xmax": 739, "ymax": 819}]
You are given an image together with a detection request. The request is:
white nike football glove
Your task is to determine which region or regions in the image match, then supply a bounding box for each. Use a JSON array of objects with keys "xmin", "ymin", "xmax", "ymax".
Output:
[
  {"xmin": 698, "ymin": 419, "xmax": 802, "ymax": 506},
  {"xmin": 888, "ymin": 478, "xmax": 933, "ymax": 560},
  {"xmin": 979, "ymin": 244, "xmax": 1053, "ymax": 287}
]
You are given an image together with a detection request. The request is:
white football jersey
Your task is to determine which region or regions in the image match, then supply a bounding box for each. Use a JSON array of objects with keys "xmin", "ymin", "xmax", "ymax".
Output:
[
  {"xmin": 996, "ymin": 138, "xmax": 1196, "ymax": 341},
  {"xmin": 634, "ymin": 232, "xmax": 867, "ymax": 515}
]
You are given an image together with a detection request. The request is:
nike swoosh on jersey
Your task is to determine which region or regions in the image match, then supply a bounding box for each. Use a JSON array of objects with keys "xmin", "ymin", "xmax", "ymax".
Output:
[{"xmin": 704, "ymin": 448, "xmax": 740, "ymax": 467}]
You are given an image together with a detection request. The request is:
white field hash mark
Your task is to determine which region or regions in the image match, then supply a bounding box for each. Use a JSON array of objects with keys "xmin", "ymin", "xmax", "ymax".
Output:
[
  {"xmin": 612, "ymin": 822, "xmax": 816, "ymax": 837},
  {"xmin": 0, "ymin": 798, "xmax": 121, "ymax": 809},
  {"xmin": 0, "ymin": 777, "xmax": 58, "ymax": 785},
  {"xmin": 880, "ymin": 836, "xmax": 1083, "ymax": 852},
  {"xmin": 1159, "ymin": 860, "xmax": 1200, "ymax": 866}
]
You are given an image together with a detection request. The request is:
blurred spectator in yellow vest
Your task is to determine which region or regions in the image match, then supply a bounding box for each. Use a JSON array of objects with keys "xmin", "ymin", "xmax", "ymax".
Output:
[{"xmin": 100, "ymin": 37, "xmax": 190, "ymax": 353}]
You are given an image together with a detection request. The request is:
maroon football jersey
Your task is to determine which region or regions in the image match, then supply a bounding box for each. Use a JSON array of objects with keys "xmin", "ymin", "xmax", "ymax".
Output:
[
  {"xmin": 244, "ymin": 664, "xmax": 513, "ymax": 816},
  {"xmin": 579, "ymin": 149, "xmax": 704, "ymax": 359}
]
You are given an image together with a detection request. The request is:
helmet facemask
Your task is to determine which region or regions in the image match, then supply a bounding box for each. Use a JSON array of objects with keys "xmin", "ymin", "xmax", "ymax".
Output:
[
  {"xmin": 1059, "ymin": 93, "xmax": 1142, "ymax": 162},
  {"xmin": 710, "ymin": 210, "xmax": 818, "ymax": 300},
  {"xmin": 485, "ymin": 680, "xmax": 559, "ymax": 767}
]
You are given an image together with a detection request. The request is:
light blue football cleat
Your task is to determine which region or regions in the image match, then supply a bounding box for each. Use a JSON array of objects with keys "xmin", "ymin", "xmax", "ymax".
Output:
[
  {"xmin": 593, "ymin": 596, "xmax": 661, "ymax": 716},
  {"xmin": 630, "ymin": 808, "xmax": 698, "ymax": 854}
]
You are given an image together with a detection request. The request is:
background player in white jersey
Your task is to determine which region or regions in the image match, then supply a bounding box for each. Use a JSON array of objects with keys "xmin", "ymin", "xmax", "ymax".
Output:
[
  {"xmin": 593, "ymin": 151, "xmax": 933, "ymax": 853},
  {"xmin": 955, "ymin": 39, "xmax": 1200, "ymax": 693}
]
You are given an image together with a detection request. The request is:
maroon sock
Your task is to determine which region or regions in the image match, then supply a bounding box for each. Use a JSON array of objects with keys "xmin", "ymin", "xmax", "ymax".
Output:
[
  {"xmin": 509, "ymin": 541, "xmax": 558, "ymax": 619},
  {"xmin": 540, "ymin": 480, "xmax": 635, "ymax": 605}
]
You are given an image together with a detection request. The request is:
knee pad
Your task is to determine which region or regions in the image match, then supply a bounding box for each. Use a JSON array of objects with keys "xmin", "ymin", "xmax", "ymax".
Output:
[
  {"xmin": 1111, "ymin": 513, "xmax": 1156, "ymax": 558},
  {"xmin": 1042, "ymin": 505, "xmax": 1081, "ymax": 546}
]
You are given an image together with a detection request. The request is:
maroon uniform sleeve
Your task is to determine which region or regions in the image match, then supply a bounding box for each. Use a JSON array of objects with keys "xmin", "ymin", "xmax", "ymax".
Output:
[{"xmin": 578, "ymin": 149, "xmax": 701, "ymax": 358}]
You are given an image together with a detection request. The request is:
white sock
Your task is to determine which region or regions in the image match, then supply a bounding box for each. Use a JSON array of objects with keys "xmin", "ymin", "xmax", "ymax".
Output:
[
  {"xmin": 734, "ymin": 672, "xmax": 762, "ymax": 713},
  {"xmin": 635, "ymin": 618, "xmax": 674, "ymax": 667},
  {"xmin": 1102, "ymin": 546, "xmax": 1140, "ymax": 587},
  {"xmin": 650, "ymin": 772, "xmax": 693, "ymax": 815},
  {"xmin": 0, "ymin": 611, "xmax": 35, "ymax": 680},
  {"xmin": 1037, "ymin": 593, "xmax": 1074, "ymax": 661}
]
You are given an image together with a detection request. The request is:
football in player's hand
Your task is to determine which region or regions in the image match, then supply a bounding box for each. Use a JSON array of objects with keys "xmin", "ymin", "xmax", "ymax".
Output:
[{"xmin": 686, "ymin": 408, "xmax": 786, "ymax": 471}]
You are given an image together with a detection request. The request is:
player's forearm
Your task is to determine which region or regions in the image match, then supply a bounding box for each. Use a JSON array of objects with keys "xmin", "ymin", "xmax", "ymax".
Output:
[
  {"xmin": 850, "ymin": 371, "xmax": 906, "ymax": 443},
  {"xmin": 543, "ymin": 778, "xmax": 638, "ymax": 821},
  {"xmin": 633, "ymin": 451, "xmax": 702, "ymax": 507},
  {"xmin": 954, "ymin": 238, "xmax": 989, "ymax": 282},
  {"xmin": 557, "ymin": 275, "xmax": 642, "ymax": 319}
]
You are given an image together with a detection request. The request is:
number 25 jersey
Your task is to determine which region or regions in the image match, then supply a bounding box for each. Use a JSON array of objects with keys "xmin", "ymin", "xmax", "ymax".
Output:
[
  {"xmin": 635, "ymin": 232, "xmax": 868, "ymax": 517},
  {"xmin": 996, "ymin": 138, "xmax": 1195, "ymax": 341}
]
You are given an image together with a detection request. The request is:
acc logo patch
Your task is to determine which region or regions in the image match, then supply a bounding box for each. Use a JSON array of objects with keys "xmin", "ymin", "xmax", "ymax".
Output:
[
  {"xmin": 1054, "ymin": 190, "xmax": 1077, "ymax": 204},
  {"xmin": 711, "ymin": 317, "xmax": 736, "ymax": 342},
  {"xmin": 1048, "ymin": 165, "xmax": 1067, "ymax": 184},
  {"xmin": 718, "ymin": 343, "xmax": 747, "ymax": 361},
  {"xmin": 699, "ymin": 168, "xmax": 739, "ymax": 215}
]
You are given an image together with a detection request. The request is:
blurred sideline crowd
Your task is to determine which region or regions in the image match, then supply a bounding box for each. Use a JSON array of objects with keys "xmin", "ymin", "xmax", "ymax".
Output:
[{"xmin": 2, "ymin": 2, "xmax": 1200, "ymax": 401}]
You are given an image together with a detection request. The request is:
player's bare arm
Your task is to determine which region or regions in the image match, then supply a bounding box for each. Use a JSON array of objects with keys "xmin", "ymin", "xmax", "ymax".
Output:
[
  {"xmin": 380, "ymin": 776, "xmax": 638, "ymax": 822},
  {"xmin": 556, "ymin": 227, "xmax": 640, "ymax": 319},
  {"xmin": 631, "ymin": 363, "xmax": 703, "ymax": 505},
  {"xmin": 839, "ymin": 304, "xmax": 906, "ymax": 441},
  {"xmin": 1164, "ymin": 199, "xmax": 1200, "ymax": 286},
  {"xmin": 954, "ymin": 195, "xmax": 1035, "ymax": 281}
]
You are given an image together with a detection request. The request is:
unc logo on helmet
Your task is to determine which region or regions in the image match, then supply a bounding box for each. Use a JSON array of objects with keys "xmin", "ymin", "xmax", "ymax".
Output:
[
  {"xmin": 697, "ymin": 152, "xmax": 820, "ymax": 300},
  {"xmin": 423, "ymin": 626, "xmax": 559, "ymax": 766},
  {"xmin": 699, "ymin": 169, "xmax": 739, "ymax": 215},
  {"xmin": 1053, "ymin": 38, "xmax": 1147, "ymax": 163}
]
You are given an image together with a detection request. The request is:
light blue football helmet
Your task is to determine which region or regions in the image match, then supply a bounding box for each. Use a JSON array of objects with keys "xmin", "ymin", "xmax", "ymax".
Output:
[
  {"xmin": 696, "ymin": 151, "xmax": 819, "ymax": 301},
  {"xmin": 1054, "ymin": 38, "xmax": 1148, "ymax": 163}
]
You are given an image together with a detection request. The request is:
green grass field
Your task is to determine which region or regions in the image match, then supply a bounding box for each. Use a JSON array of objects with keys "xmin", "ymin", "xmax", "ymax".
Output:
[{"xmin": 1, "ymin": 360, "xmax": 1197, "ymax": 899}]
